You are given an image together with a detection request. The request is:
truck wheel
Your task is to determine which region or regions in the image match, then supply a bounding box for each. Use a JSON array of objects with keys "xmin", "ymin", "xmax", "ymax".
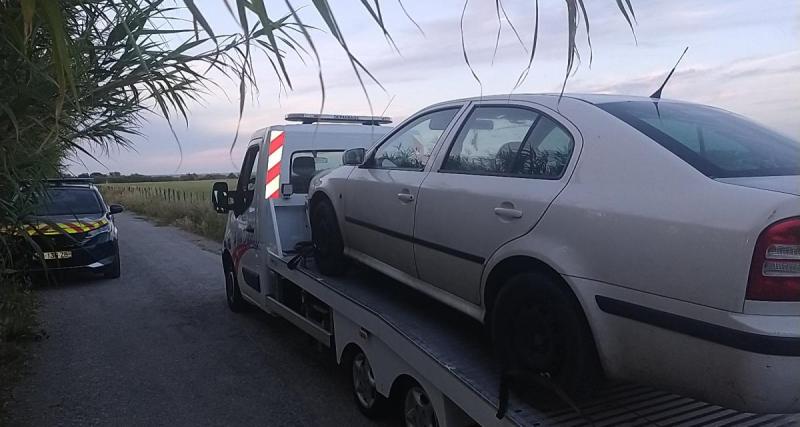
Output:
[
  {"xmin": 104, "ymin": 244, "xmax": 121, "ymax": 279},
  {"xmin": 350, "ymin": 350, "xmax": 389, "ymax": 418},
  {"xmin": 491, "ymin": 271, "xmax": 599, "ymax": 399},
  {"xmin": 225, "ymin": 267, "xmax": 247, "ymax": 312},
  {"xmin": 401, "ymin": 381, "xmax": 438, "ymax": 427},
  {"xmin": 311, "ymin": 200, "xmax": 346, "ymax": 276}
]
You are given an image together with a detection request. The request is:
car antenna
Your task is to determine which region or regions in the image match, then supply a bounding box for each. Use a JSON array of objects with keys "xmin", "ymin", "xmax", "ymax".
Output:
[{"xmin": 650, "ymin": 46, "xmax": 689, "ymax": 99}]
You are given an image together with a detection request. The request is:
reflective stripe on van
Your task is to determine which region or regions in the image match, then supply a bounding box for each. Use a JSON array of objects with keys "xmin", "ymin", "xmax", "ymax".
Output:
[{"xmin": 266, "ymin": 130, "xmax": 285, "ymax": 199}]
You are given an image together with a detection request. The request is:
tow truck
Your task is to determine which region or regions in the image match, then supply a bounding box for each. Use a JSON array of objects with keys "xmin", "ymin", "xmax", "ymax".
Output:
[{"xmin": 211, "ymin": 114, "xmax": 800, "ymax": 426}]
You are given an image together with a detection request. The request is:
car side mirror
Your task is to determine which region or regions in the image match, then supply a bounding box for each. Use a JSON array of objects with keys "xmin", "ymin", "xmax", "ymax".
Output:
[
  {"xmin": 342, "ymin": 148, "xmax": 366, "ymax": 166},
  {"xmin": 211, "ymin": 181, "xmax": 236, "ymax": 214},
  {"xmin": 108, "ymin": 204, "xmax": 124, "ymax": 215}
]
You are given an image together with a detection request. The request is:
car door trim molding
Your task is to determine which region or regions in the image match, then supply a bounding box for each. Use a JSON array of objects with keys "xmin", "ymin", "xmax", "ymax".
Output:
[
  {"xmin": 595, "ymin": 295, "xmax": 800, "ymax": 357},
  {"xmin": 345, "ymin": 216, "xmax": 485, "ymax": 264}
]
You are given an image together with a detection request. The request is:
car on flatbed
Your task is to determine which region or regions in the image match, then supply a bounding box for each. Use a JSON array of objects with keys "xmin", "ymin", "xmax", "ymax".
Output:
[
  {"xmin": 26, "ymin": 178, "xmax": 124, "ymax": 278},
  {"xmin": 307, "ymin": 94, "xmax": 800, "ymax": 413}
]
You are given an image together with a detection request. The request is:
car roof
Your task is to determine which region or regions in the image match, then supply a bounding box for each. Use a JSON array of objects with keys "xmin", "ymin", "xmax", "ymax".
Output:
[{"xmin": 422, "ymin": 93, "xmax": 696, "ymax": 109}]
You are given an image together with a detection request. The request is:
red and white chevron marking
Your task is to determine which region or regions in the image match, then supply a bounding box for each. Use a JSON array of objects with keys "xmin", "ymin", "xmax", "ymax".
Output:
[{"xmin": 265, "ymin": 130, "xmax": 285, "ymax": 199}]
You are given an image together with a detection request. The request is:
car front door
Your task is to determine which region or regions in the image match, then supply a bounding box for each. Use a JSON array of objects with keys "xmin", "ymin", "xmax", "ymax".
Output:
[
  {"xmin": 232, "ymin": 143, "xmax": 262, "ymax": 303},
  {"xmin": 343, "ymin": 107, "xmax": 463, "ymax": 277},
  {"xmin": 413, "ymin": 103, "xmax": 579, "ymax": 304}
]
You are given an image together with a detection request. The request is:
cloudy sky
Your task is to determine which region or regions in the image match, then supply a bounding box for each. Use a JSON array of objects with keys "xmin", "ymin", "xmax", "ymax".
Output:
[{"xmin": 69, "ymin": 0, "xmax": 799, "ymax": 175}]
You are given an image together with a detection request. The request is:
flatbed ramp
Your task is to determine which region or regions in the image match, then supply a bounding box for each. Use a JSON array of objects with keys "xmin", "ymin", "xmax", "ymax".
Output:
[{"xmin": 269, "ymin": 254, "xmax": 800, "ymax": 426}]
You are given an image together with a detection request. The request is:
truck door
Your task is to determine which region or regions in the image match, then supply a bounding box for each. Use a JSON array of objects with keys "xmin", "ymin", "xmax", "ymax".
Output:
[
  {"xmin": 343, "ymin": 108, "xmax": 462, "ymax": 277},
  {"xmin": 413, "ymin": 104, "xmax": 578, "ymax": 304},
  {"xmin": 232, "ymin": 143, "xmax": 263, "ymax": 303}
]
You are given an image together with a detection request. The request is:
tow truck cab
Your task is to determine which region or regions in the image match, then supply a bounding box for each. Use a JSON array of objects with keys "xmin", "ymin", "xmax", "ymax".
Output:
[{"xmin": 214, "ymin": 113, "xmax": 391, "ymax": 310}]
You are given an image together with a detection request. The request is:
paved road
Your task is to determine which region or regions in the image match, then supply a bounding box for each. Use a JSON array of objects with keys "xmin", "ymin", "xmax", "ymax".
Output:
[{"xmin": 7, "ymin": 213, "xmax": 385, "ymax": 426}]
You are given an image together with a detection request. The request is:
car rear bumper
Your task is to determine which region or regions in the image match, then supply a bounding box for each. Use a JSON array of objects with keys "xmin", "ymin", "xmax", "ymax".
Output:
[{"xmin": 571, "ymin": 276, "xmax": 800, "ymax": 414}]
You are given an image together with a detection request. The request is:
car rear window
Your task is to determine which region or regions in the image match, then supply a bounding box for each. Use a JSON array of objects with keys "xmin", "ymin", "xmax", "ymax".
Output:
[
  {"xmin": 35, "ymin": 188, "xmax": 104, "ymax": 216},
  {"xmin": 597, "ymin": 101, "xmax": 800, "ymax": 178}
]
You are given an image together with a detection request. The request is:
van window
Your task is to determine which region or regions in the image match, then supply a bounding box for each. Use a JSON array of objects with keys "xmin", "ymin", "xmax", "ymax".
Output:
[
  {"xmin": 290, "ymin": 151, "xmax": 345, "ymax": 194},
  {"xmin": 236, "ymin": 144, "xmax": 260, "ymax": 210}
]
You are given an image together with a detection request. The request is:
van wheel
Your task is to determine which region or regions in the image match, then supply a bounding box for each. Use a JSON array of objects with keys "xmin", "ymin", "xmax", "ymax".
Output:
[
  {"xmin": 225, "ymin": 267, "xmax": 247, "ymax": 312},
  {"xmin": 350, "ymin": 350, "xmax": 389, "ymax": 418},
  {"xmin": 311, "ymin": 200, "xmax": 346, "ymax": 276},
  {"xmin": 401, "ymin": 381, "xmax": 438, "ymax": 427},
  {"xmin": 491, "ymin": 271, "xmax": 599, "ymax": 398},
  {"xmin": 103, "ymin": 244, "xmax": 121, "ymax": 279}
]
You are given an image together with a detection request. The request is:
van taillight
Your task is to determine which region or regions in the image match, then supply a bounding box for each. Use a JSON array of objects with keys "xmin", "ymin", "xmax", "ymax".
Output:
[{"xmin": 747, "ymin": 217, "xmax": 800, "ymax": 301}]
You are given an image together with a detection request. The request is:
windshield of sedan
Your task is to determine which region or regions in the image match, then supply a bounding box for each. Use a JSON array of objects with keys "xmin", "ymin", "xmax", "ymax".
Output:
[
  {"xmin": 35, "ymin": 188, "xmax": 105, "ymax": 216},
  {"xmin": 597, "ymin": 101, "xmax": 800, "ymax": 178}
]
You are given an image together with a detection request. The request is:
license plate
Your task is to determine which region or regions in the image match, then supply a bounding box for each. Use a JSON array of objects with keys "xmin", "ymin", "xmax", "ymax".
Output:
[{"xmin": 43, "ymin": 251, "xmax": 72, "ymax": 260}]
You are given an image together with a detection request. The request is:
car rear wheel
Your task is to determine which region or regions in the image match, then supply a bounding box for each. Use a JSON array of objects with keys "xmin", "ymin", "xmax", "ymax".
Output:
[
  {"xmin": 103, "ymin": 244, "xmax": 121, "ymax": 279},
  {"xmin": 225, "ymin": 266, "xmax": 247, "ymax": 312},
  {"xmin": 491, "ymin": 271, "xmax": 600, "ymax": 399},
  {"xmin": 311, "ymin": 199, "xmax": 347, "ymax": 276}
]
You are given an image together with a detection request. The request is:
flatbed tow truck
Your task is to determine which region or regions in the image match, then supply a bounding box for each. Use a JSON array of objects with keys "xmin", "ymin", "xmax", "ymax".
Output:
[{"xmin": 215, "ymin": 116, "xmax": 800, "ymax": 426}]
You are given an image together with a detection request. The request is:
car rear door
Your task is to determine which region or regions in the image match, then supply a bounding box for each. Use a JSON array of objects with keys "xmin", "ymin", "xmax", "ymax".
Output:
[
  {"xmin": 413, "ymin": 102, "xmax": 579, "ymax": 304},
  {"xmin": 343, "ymin": 106, "xmax": 463, "ymax": 277}
]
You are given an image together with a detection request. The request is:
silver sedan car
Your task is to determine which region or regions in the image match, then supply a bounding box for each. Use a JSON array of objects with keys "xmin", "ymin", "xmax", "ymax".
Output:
[{"xmin": 308, "ymin": 94, "xmax": 800, "ymax": 413}]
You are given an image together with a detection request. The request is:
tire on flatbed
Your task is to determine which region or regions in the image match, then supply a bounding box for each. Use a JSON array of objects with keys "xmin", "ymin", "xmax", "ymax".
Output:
[
  {"xmin": 491, "ymin": 271, "xmax": 600, "ymax": 399},
  {"xmin": 310, "ymin": 199, "xmax": 347, "ymax": 276}
]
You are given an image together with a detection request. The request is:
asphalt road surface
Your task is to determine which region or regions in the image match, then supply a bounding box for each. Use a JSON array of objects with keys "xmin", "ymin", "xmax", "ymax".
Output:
[{"xmin": 7, "ymin": 213, "xmax": 386, "ymax": 426}]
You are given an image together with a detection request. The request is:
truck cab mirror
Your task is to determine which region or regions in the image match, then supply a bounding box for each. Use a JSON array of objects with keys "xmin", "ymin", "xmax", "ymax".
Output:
[
  {"xmin": 108, "ymin": 204, "xmax": 124, "ymax": 215},
  {"xmin": 342, "ymin": 148, "xmax": 366, "ymax": 166},
  {"xmin": 211, "ymin": 181, "xmax": 235, "ymax": 213}
]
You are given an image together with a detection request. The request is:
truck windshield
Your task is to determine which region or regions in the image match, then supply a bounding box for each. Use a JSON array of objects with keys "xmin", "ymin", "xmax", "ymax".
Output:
[
  {"xmin": 597, "ymin": 101, "xmax": 800, "ymax": 178},
  {"xmin": 290, "ymin": 150, "xmax": 345, "ymax": 194},
  {"xmin": 35, "ymin": 188, "xmax": 104, "ymax": 216}
]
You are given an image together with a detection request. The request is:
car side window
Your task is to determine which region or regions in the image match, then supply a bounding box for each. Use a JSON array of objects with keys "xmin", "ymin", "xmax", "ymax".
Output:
[
  {"xmin": 237, "ymin": 144, "xmax": 260, "ymax": 210},
  {"xmin": 443, "ymin": 106, "xmax": 573, "ymax": 179},
  {"xmin": 372, "ymin": 108, "xmax": 459, "ymax": 170}
]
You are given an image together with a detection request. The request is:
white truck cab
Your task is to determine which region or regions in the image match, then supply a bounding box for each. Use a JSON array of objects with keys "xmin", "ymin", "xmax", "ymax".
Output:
[{"xmin": 213, "ymin": 114, "xmax": 391, "ymax": 310}]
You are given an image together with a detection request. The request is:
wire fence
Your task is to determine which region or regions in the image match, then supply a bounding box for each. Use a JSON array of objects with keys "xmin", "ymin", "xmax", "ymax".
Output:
[{"xmin": 114, "ymin": 185, "xmax": 210, "ymax": 204}]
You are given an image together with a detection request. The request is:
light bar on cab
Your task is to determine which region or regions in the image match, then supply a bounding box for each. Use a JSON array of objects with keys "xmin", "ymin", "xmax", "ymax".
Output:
[{"xmin": 285, "ymin": 113, "xmax": 392, "ymax": 125}]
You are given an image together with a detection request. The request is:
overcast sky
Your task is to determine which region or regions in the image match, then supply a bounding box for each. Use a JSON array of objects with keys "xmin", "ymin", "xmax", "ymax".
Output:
[{"xmin": 68, "ymin": 0, "xmax": 800, "ymax": 175}]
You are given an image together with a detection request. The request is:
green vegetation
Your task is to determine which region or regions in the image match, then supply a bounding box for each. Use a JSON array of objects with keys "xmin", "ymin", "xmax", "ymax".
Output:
[{"xmin": 100, "ymin": 180, "xmax": 237, "ymax": 241}]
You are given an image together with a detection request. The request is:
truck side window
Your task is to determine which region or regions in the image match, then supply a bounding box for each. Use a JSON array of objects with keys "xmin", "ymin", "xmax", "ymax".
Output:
[
  {"xmin": 237, "ymin": 144, "xmax": 260, "ymax": 211},
  {"xmin": 371, "ymin": 108, "xmax": 459, "ymax": 170}
]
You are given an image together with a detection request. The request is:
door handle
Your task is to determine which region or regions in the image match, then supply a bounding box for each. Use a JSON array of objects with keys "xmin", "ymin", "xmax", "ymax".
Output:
[
  {"xmin": 494, "ymin": 207, "xmax": 523, "ymax": 219},
  {"xmin": 397, "ymin": 193, "xmax": 415, "ymax": 202}
]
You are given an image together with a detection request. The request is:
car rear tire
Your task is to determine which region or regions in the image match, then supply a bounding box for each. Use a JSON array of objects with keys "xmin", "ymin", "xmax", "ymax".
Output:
[
  {"xmin": 225, "ymin": 266, "xmax": 247, "ymax": 312},
  {"xmin": 311, "ymin": 199, "xmax": 347, "ymax": 276},
  {"xmin": 349, "ymin": 350, "xmax": 389, "ymax": 418},
  {"xmin": 491, "ymin": 271, "xmax": 600, "ymax": 399},
  {"xmin": 103, "ymin": 244, "xmax": 121, "ymax": 279}
]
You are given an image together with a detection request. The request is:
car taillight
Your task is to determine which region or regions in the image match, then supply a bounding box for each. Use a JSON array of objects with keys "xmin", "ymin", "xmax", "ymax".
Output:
[{"xmin": 747, "ymin": 217, "xmax": 800, "ymax": 301}]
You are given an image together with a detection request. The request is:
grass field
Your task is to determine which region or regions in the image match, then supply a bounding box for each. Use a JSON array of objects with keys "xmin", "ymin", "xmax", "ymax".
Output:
[{"xmin": 99, "ymin": 179, "xmax": 237, "ymax": 241}]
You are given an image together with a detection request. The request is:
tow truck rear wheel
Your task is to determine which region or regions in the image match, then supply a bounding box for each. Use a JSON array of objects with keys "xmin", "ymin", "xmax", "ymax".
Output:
[
  {"xmin": 350, "ymin": 350, "xmax": 389, "ymax": 418},
  {"xmin": 491, "ymin": 271, "xmax": 600, "ymax": 399},
  {"xmin": 311, "ymin": 200, "xmax": 346, "ymax": 276},
  {"xmin": 225, "ymin": 268, "xmax": 247, "ymax": 312},
  {"xmin": 401, "ymin": 381, "xmax": 438, "ymax": 427}
]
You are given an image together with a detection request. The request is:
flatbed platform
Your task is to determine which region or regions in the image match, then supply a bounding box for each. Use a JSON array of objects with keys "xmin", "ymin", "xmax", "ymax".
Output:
[{"xmin": 269, "ymin": 253, "xmax": 800, "ymax": 426}]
